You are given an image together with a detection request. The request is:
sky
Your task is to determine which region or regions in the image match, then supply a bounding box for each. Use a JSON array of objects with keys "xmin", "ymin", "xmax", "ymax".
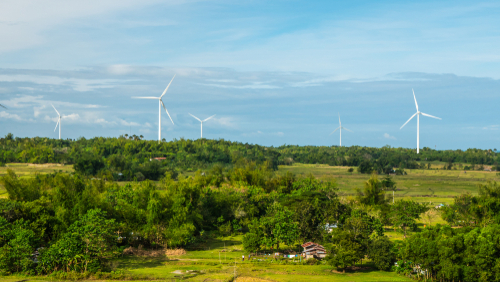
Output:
[{"xmin": 0, "ymin": 0, "xmax": 499, "ymax": 150}]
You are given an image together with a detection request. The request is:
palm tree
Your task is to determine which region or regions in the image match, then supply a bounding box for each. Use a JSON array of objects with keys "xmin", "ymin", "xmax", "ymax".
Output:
[{"xmin": 140, "ymin": 135, "xmax": 144, "ymax": 140}]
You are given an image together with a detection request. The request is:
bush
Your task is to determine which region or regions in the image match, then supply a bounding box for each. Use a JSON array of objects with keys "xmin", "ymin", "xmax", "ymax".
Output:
[
  {"xmin": 242, "ymin": 232, "xmax": 261, "ymax": 253},
  {"xmin": 357, "ymin": 160, "xmax": 373, "ymax": 174},
  {"xmin": 304, "ymin": 258, "xmax": 319, "ymax": 265}
]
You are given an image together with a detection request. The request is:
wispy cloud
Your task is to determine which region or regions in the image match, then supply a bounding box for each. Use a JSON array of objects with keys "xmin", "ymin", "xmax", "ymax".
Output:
[
  {"xmin": 0, "ymin": 111, "xmax": 23, "ymax": 121},
  {"xmin": 482, "ymin": 125, "xmax": 499, "ymax": 130},
  {"xmin": 384, "ymin": 133, "xmax": 397, "ymax": 140}
]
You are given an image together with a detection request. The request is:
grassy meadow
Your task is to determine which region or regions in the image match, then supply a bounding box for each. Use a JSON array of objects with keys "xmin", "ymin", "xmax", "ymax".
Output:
[
  {"xmin": 2, "ymin": 162, "xmax": 498, "ymax": 281},
  {"xmin": 279, "ymin": 163, "xmax": 500, "ymax": 205},
  {"xmin": 2, "ymin": 235, "xmax": 410, "ymax": 282}
]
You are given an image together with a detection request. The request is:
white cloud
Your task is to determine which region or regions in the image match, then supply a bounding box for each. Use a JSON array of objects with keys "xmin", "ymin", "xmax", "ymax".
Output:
[
  {"xmin": 0, "ymin": 111, "xmax": 23, "ymax": 121},
  {"xmin": 0, "ymin": 0, "xmax": 172, "ymax": 53},
  {"xmin": 119, "ymin": 119, "xmax": 141, "ymax": 127},
  {"xmin": 0, "ymin": 74, "xmax": 121, "ymax": 92},
  {"xmin": 33, "ymin": 105, "xmax": 45, "ymax": 117},
  {"xmin": 199, "ymin": 82, "xmax": 281, "ymax": 90},
  {"xmin": 384, "ymin": 133, "xmax": 396, "ymax": 140},
  {"xmin": 482, "ymin": 125, "xmax": 499, "ymax": 130},
  {"xmin": 211, "ymin": 117, "xmax": 237, "ymax": 128}
]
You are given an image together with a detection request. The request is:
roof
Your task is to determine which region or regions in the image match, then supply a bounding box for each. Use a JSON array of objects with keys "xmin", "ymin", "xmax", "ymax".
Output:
[{"xmin": 301, "ymin": 242, "xmax": 325, "ymax": 250}]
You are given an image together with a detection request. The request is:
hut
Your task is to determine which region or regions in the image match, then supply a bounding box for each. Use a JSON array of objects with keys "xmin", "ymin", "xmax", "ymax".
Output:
[{"xmin": 301, "ymin": 242, "xmax": 327, "ymax": 259}]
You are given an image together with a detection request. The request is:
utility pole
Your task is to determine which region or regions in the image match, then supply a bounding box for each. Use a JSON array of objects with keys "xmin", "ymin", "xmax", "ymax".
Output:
[
  {"xmin": 393, "ymin": 190, "xmax": 395, "ymax": 204},
  {"xmin": 234, "ymin": 258, "xmax": 236, "ymax": 279},
  {"xmin": 219, "ymin": 252, "xmax": 221, "ymax": 264}
]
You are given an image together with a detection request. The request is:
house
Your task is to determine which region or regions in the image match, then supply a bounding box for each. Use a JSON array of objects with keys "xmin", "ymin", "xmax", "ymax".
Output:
[{"xmin": 301, "ymin": 242, "xmax": 327, "ymax": 259}]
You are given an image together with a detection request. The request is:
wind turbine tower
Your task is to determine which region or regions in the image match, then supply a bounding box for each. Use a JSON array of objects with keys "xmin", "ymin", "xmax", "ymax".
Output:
[
  {"xmin": 132, "ymin": 75, "xmax": 176, "ymax": 143},
  {"xmin": 51, "ymin": 104, "xmax": 62, "ymax": 140},
  {"xmin": 189, "ymin": 113, "xmax": 215, "ymax": 139},
  {"xmin": 330, "ymin": 113, "xmax": 352, "ymax": 146},
  {"xmin": 400, "ymin": 89, "xmax": 441, "ymax": 154}
]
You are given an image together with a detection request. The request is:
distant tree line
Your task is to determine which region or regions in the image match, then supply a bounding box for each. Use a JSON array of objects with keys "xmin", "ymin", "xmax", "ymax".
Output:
[{"xmin": 1, "ymin": 134, "xmax": 498, "ymax": 181}]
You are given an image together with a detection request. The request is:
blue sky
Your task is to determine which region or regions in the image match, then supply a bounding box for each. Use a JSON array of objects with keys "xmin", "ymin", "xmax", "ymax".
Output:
[{"xmin": 0, "ymin": 0, "xmax": 499, "ymax": 149}]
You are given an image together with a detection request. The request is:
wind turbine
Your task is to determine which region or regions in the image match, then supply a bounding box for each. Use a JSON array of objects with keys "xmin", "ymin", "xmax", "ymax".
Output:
[
  {"xmin": 132, "ymin": 75, "xmax": 176, "ymax": 143},
  {"xmin": 330, "ymin": 113, "xmax": 352, "ymax": 146},
  {"xmin": 51, "ymin": 104, "xmax": 61, "ymax": 140},
  {"xmin": 189, "ymin": 113, "xmax": 215, "ymax": 139},
  {"xmin": 400, "ymin": 89, "xmax": 441, "ymax": 154},
  {"xmin": 0, "ymin": 104, "xmax": 6, "ymax": 109}
]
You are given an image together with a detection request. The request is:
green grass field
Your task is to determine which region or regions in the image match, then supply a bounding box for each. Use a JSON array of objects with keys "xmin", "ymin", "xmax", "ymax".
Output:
[
  {"xmin": 279, "ymin": 163, "xmax": 500, "ymax": 206},
  {"xmin": 2, "ymin": 235, "xmax": 409, "ymax": 282}
]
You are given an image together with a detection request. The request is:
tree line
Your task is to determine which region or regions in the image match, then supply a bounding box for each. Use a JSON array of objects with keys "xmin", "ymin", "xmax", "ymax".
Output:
[{"xmin": 1, "ymin": 134, "xmax": 498, "ymax": 181}]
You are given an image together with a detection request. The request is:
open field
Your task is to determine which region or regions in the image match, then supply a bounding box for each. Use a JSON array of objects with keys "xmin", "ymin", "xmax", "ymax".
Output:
[
  {"xmin": 279, "ymin": 163, "xmax": 500, "ymax": 207},
  {"xmin": 1, "ymin": 235, "xmax": 410, "ymax": 282}
]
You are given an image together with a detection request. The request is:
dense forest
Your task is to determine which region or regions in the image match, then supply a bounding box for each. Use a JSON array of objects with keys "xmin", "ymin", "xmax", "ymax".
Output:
[{"xmin": 0, "ymin": 134, "xmax": 498, "ymax": 181}]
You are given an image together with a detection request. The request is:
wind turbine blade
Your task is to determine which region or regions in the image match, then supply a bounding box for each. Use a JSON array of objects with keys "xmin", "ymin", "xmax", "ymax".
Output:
[
  {"xmin": 421, "ymin": 112, "xmax": 442, "ymax": 120},
  {"xmin": 400, "ymin": 112, "xmax": 418, "ymax": 129},
  {"xmin": 203, "ymin": 114, "xmax": 216, "ymax": 122},
  {"xmin": 161, "ymin": 100, "xmax": 174, "ymax": 125},
  {"xmin": 412, "ymin": 89, "xmax": 419, "ymax": 111},
  {"xmin": 51, "ymin": 104, "xmax": 60, "ymax": 116},
  {"xmin": 342, "ymin": 127, "xmax": 353, "ymax": 132},
  {"xmin": 189, "ymin": 113, "xmax": 202, "ymax": 122},
  {"xmin": 160, "ymin": 74, "xmax": 176, "ymax": 98},
  {"xmin": 54, "ymin": 120, "xmax": 59, "ymax": 132},
  {"xmin": 132, "ymin": 97, "xmax": 158, "ymax": 99},
  {"xmin": 0, "ymin": 104, "xmax": 6, "ymax": 109},
  {"xmin": 330, "ymin": 127, "xmax": 340, "ymax": 135}
]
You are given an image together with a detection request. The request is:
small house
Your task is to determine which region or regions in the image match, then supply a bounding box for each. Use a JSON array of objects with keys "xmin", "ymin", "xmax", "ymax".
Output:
[{"xmin": 301, "ymin": 242, "xmax": 327, "ymax": 259}]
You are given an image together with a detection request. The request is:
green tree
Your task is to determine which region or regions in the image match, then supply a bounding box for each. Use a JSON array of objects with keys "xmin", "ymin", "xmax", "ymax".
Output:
[
  {"xmin": 326, "ymin": 230, "xmax": 363, "ymax": 273},
  {"xmin": 260, "ymin": 203, "xmax": 298, "ymax": 249},
  {"xmin": 356, "ymin": 174, "xmax": 388, "ymax": 206},
  {"xmin": 368, "ymin": 236, "xmax": 395, "ymax": 270},
  {"xmin": 391, "ymin": 200, "xmax": 428, "ymax": 238}
]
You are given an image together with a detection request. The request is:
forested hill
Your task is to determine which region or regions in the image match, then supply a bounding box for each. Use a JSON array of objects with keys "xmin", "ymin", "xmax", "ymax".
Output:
[{"xmin": 0, "ymin": 133, "xmax": 498, "ymax": 180}]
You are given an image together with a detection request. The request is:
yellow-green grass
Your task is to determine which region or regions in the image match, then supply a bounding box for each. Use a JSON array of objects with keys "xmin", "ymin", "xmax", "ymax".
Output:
[
  {"xmin": 1, "ymin": 235, "xmax": 409, "ymax": 281},
  {"xmin": 279, "ymin": 163, "xmax": 500, "ymax": 200},
  {"xmin": 105, "ymin": 235, "xmax": 409, "ymax": 282}
]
